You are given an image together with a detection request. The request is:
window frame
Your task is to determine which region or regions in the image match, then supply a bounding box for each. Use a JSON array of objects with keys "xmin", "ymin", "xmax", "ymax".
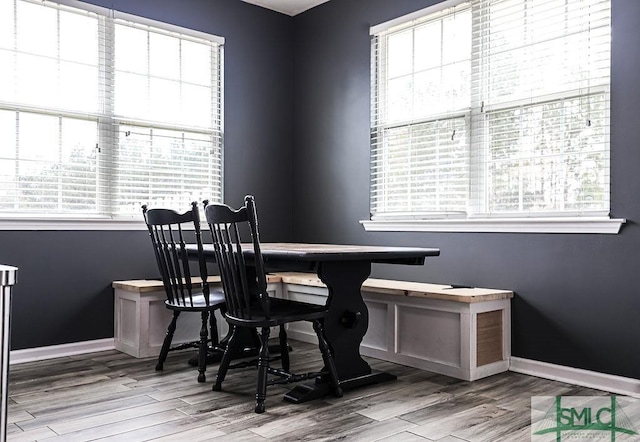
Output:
[
  {"xmin": 0, "ymin": 0, "xmax": 224, "ymax": 230},
  {"xmin": 366, "ymin": 0, "xmax": 624, "ymax": 234}
]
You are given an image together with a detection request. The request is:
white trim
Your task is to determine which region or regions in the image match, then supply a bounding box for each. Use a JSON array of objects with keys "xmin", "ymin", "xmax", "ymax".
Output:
[
  {"xmin": 113, "ymin": 11, "xmax": 225, "ymax": 44},
  {"xmin": 7, "ymin": 337, "xmax": 640, "ymax": 402},
  {"xmin": 370, "ymin": 0, "xmax": 468, "ymax": 35},
  {"xmin": 43, "ymin": 0, "xmax": 225, "ymax": 44},
  {"xmin": 510, "ymin": 357, "xmax": 640, "ymax": 398},
  {"xmin": 37, "ymin": 0, "xmax": 111, "ymax": 17},
  {"xmin": 0, "ymin": 219, "xmax": 211, "ymax": 231},
  {"xmin": 0, "ymin": 219, "xmax": 148, "ymax": 231},
  {"xmin": 360, "ymin": 217, "xmax": 626, "ymax": 234},
  {"xmin": 9, "ymin": 338, "xmax": 115, "ymax": 365},
  {"xmin": 241, "ymin": 0, "xmax": 330, "ymax": 16}
]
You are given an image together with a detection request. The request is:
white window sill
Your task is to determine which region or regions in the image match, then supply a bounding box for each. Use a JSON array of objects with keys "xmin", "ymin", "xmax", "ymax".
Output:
[
  {"xmin": 0, "ymin": 217, "xmax": 211, "ymax": 231},
  {"xmin": 0, "ymin": 218, "xmax": 148, "ymax": 231},
  {"xmin": 360, "ymin": 217, "xmax": 626, "ymax": 234},
  {"xmin": 0, "ymin": 217, "xmax": 626, "ymax": 234}
]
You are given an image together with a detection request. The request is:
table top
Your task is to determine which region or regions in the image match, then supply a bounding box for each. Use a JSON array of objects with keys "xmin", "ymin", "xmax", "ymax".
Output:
[
  {"xmin": 253, "ymin": 243, "xmax": 438, "ymax": 261},
  {"xmin": 193, "ymin": 242, "xmax": 439, "ymax": 266}
]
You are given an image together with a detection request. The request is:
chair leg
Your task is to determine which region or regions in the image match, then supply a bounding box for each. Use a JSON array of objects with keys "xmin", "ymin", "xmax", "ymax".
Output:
[
  {"xmin": 197, "ymin": 311, "xmax": 209, "ymax": 383},
  {"xmin": 209, "ymin": 309, "xmax": 219, "ymax": 347},
  {"xmin": 279, "ymin": 324, "xmax": 290, "ymax": 372},
  {"xmin": 255, "ymin": 326, "xmax": 271, "ymax": 414},
  {"xmin": 313, "ymin": 319, "xmax": 343, "ymax": 398},
  {"xmin": 213, "ymin": 325, "xmax": 238, "ymax": 392},
  {"xmin": 156, "ymin": 311, "xmax": 180, "ymax": 371}
]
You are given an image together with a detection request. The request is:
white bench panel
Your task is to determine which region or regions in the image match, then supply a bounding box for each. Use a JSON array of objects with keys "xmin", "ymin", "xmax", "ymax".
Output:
[
  {"xmin": 362, "ymin": 300, "xmax": 388, "ymax": 352},
  {"xmin": 396, "ymin": 305, "xmax": 461, "ymax": 367}
]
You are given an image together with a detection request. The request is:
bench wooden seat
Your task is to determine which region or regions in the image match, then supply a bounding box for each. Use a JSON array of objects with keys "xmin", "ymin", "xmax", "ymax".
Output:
[
  {"xmin": 112, "ymin": 274, "xmax": 282, "ymax": 293},
  {"xmin": 276, "ymin": 272, "xmax": 513, "ymax": 303}
]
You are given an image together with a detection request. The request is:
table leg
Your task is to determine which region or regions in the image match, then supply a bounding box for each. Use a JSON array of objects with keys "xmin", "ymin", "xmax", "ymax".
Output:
[{"xmin": 283, "ymin": 260, "xmax": 396, "ymax": 403}]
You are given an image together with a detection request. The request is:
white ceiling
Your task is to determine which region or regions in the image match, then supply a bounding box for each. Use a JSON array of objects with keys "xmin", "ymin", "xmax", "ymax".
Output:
[{"xmin": 241, "ymin": 0, "xmax": 331, "ymax": 16}]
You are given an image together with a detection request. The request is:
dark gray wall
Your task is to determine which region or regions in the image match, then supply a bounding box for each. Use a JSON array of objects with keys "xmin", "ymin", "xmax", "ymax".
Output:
[
  {"xmin": 5, "ymin": 0, "xmax": 639, "ymax": 381},
  {"xmin": 292, "ymin": 0, "xmax": 640, "ymax": 379},
  {"xmin": 1, "ymin": 0, "xmax": 294, "ymax": 350}
]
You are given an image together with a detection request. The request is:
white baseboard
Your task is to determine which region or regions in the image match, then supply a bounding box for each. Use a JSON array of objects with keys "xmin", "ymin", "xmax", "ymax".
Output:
[
  {"xmin": 9, "ymin": 338, "xmax": 115, "ymax": 365},
  {"xmin": 8, "ymin": 338, "xmax": 640, "ymax": 399},
  {"xmin": 510, "ymin": 356, "xmax": 640, "ymax": 398}
]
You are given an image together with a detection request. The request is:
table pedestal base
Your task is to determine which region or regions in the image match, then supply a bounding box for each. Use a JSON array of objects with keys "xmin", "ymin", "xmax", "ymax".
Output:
[{"xmin": 283, "ymin": 370, "xmax": 397, "ymax": 404}]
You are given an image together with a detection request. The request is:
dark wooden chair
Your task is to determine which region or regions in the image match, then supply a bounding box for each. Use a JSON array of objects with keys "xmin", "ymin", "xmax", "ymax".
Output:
[
  {"xmin": 142, "ymin": 201, "xmax": 225, "ymax": 383},
  {"xmin": 204, "ymin": 195, "xmax": 343, "ymax": 413}
]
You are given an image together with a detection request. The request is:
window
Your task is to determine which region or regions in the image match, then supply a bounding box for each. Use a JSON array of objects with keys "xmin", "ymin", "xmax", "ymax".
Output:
[
  {"xmin": 369, "ymin": 0, "xmax": 615, "ymax": 231},
  {"xmin": 0, "ymin": 0, "xmax": 223, "ymax": 223}
]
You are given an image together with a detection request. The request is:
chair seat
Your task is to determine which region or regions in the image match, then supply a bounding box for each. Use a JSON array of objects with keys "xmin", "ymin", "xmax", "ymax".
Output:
[
  {"xmin": 225, "ymin": 298, "xmax": 327, "ymax": 328},
  {"xmin": 165, "ymin": 289, "xmax": 226, "ymax": 311}
]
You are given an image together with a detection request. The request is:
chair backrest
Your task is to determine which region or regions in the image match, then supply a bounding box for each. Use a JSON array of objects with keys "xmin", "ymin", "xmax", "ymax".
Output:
[
  {"xmin": 142, "ymin": 201, "xmax": 211, "ymax": 308},
  {"xmin": 204, "ymin": 195, "xmax": 270, "ymax": 320}
]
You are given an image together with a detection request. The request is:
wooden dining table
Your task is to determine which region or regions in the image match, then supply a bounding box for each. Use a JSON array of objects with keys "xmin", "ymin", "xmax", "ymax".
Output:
[{"xmin": 187, "ymin": 242, "xmax": 440, "ymax": 403}]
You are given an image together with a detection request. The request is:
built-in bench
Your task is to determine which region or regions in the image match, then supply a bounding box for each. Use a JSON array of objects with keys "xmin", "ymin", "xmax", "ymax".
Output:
[
  {"xmin": 113, "ymin": 272, "xmax": 512, "ymax": 381},
  {"xmin": 112, "ymin": 275, "xmax": 282, "ymax": 358},
  {"xmin": 276, "ymin": 272, "xmax": 513, "ymax": 381}
]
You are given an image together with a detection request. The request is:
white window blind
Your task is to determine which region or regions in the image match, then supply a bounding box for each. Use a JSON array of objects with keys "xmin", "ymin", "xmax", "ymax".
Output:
[
  {"xmin": 0, "ymin": 0, "xmax": 224, "ymax": 220},
  {"xmin": 371, "ymin": 0, "xmax": 610, "ymax": 221}
]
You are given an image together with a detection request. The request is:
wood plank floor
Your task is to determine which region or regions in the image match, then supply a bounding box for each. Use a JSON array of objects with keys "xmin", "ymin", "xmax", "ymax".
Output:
[{"xmin": 7, "ymin": 341, "xmax": 609, "ymax": 441}]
